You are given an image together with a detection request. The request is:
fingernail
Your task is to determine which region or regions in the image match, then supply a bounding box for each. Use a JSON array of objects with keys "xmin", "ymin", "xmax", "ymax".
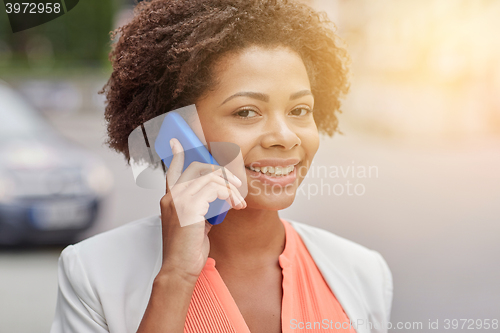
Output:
[
  {"xmin": 233, "ymin": 174, "xmax": 242, "ymax": 186},
  {"xmin": 233, "ymin": 195, "xmax": 242, "ymax": 208}
]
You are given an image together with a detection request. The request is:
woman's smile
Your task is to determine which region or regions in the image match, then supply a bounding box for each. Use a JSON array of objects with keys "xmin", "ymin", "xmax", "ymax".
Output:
[
  {"xmin": 246, "ymin": 165, "xmax": 297, "ymax": 187},
  {"xmin": 245, "ymin": 157, "xmax": 300, "ymax": 187}
]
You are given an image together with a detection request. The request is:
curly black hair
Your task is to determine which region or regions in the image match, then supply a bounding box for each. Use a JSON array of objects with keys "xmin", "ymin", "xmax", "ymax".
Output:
[{"xmin": 99, "ymin": 0, "xmax": 350, "ymax": 163}]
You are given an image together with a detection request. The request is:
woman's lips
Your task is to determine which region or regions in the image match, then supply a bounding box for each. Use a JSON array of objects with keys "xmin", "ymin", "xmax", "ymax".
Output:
[{"xmin": 245, "ymin": 165, "xmax": 297, "ymax": 187}]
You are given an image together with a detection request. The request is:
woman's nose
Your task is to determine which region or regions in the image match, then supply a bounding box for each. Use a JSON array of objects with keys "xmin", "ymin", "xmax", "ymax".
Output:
[{"xmin": 260, "ymin": 114, "xmax": 301, "ymax": 150}]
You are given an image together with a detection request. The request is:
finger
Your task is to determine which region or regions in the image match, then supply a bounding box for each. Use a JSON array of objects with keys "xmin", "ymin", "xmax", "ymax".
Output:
[
  {"xmin": 198, "ymin": 166, "xmax": 243, "ymax": 189},
  {"xmin": 194, "ymin": 182, "xmax": 246, "ymax": 209},
  {"xmin": 205, "ymin": 220, "xmax": 213, "ymax": 235},
  {"xmin": 178, "ymin": 162, "xmax": 243, "ymax": 189},
  {"xmin": 186, "ymin": 172, "xmax": 246, "ymax": 205},
  {"xmin": 172, "ymin": 168, "xmax": 242, "ymax": 203},
  {"xmin": 201, "ymin": 176, "xmax": 246, "ymax": 209},
  {"xmin": 166, "ymin": 138, "xmax": 185, "ymax": 191},
  {"xmin": 218, "ymin": 167, "xmax": 245, "ymax": 209}
]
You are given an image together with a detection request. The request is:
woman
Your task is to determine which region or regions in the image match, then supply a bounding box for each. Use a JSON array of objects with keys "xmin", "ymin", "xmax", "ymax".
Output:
[{"xmin": 50, "ymin": 0, "xmax": 393, "ymax": 332}]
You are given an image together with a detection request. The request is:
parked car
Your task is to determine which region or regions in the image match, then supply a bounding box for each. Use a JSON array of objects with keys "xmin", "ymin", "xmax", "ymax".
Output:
[{"xmin": 0, "ymin": 81, "xmax": 112, "ymax": 246}]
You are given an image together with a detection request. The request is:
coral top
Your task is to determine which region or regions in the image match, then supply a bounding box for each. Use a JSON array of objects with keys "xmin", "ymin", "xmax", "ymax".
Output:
[{"xmin": 184, "ymin": 218, "xmax": 357, "ymax": 333}]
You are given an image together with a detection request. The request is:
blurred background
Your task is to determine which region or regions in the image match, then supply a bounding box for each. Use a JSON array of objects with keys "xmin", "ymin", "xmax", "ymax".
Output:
[{"xmin": 0, "ymin": 0, "xmax": 499, "ymax": 332}]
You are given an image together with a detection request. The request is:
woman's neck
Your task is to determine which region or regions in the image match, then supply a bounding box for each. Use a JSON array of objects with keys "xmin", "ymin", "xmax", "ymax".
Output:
[{"xmin": 207, "ymin": 208, "xmax": 286, "ymax": 270}]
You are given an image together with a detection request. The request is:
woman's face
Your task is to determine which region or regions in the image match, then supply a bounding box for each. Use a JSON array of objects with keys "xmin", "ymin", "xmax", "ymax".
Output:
[{"xmin": 195, "ymin": 45, "xmax": 319, "ymax": 210}]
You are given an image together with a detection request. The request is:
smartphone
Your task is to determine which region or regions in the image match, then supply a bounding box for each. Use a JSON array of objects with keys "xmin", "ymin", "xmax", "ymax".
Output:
[{"xmin": 154, "ymin": 111, "xmax": 231, "ymax": 225}]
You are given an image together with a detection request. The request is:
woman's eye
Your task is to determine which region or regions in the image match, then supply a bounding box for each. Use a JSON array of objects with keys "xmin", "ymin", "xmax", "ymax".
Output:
[
  {"xmin": 290, "ymin": 108, "xmax": 311, "ymax": 116},
  {"xmin": 235, "ymin": 109, "xmax": 258, "ymax": 118}
]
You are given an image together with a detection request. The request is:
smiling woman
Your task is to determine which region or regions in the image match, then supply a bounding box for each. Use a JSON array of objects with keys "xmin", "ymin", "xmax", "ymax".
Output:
[{"xmin": 50, "ymin": 1, "xmax": 393, "ymax": 333}]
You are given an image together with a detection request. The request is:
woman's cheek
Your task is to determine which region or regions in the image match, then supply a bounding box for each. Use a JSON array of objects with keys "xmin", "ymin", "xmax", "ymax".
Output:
[
  {"xmin": 306, "ymin": 126, "xmax": 320, "ymax": 154},
  {"xmin": 246, "ymin": 179, "xmax": 261, "ymax": 197}
]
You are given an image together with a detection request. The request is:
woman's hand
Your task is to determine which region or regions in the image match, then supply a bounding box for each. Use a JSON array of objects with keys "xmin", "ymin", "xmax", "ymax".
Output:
[
  {"xmin": 139, "ymin": 138, "xmax": 246, "ymax": 332},
  {"xmin": 158, "ymin": 138, "xmax": 246, "ymax": 283}
]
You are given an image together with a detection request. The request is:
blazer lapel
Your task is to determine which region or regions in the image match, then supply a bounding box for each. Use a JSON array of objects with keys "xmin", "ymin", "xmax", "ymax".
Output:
[{"xmin": 287, "ymin": 220, "xmax": 371, "ymax": 333}]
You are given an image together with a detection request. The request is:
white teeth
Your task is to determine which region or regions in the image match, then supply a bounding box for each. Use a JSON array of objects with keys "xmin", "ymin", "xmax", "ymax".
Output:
[{"xmin": 248, "ymin": 164, "xmax": 295, "ymax": 176}]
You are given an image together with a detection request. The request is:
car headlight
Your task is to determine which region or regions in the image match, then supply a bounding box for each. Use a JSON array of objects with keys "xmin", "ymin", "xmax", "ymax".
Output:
[{"xmin": 85, "ymin": 163, "xmax": 113, "ymax": 196}]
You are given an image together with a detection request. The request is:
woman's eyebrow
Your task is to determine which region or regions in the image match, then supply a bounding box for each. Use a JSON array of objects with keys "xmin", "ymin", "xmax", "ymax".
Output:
[
  {"xmin": 220, "ymin": 91, "xmax": 269, "ymax": 106},
  {"xmin": 289, "ymin": 89, "xmax": 313, "ymax": 100},
  {"xmin": 220, "ymin": 89, "xmax": 312, "ymax": 106}
]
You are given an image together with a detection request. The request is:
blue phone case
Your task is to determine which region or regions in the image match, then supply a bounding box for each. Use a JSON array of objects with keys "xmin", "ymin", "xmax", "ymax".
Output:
[{"xmin": 154, "ymin": 112, "xmax": 230, "ymax": 225}]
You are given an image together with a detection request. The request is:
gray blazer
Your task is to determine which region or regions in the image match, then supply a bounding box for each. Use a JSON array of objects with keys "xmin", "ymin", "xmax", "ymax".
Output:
[{"xmin": 50, "ymin": 215, "xmax": 393, "ymax": 333}]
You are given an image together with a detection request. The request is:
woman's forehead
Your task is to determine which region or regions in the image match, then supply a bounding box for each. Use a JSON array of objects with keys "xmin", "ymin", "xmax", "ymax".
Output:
[{"xmin": 209, "ymin": 46, "xmax": 311, "ymax": 92}]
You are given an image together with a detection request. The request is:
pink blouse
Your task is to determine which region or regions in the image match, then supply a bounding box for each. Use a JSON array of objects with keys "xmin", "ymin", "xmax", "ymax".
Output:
[{"xmin": 184, "ymin": 218, "xmax": 357, "ymax": 333}]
